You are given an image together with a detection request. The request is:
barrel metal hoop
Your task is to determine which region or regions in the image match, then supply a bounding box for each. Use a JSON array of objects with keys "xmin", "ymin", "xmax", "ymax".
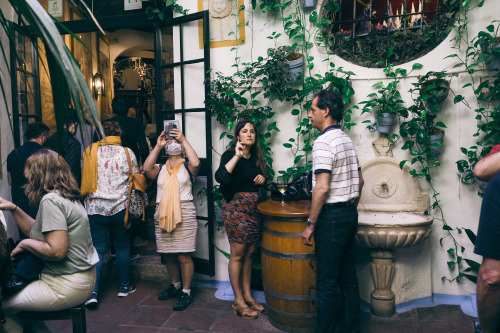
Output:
[
  {"xmin": 264, "ymin": 227, "xmax": 302, "ymax": 239},
  {"xmin": 264, "ymin": 287, "xmax": 316, "ymax": 302},
  {"xmin": 267, "ymin": 306, "xmax": 317, "ymax": 319},
  {"xmin": 261, "ymin": 247, "xmax": 315, "ymax": 260},
  {"xmin": 265, "ymin": 216, "xmax": 307, "ymax": 222}
]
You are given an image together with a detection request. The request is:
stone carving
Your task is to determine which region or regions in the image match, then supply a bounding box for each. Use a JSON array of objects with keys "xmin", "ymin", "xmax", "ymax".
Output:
[
  {"xmin": 372, "ymin": 175, "xmax": 397, "ymax": 198},
  {"xmin": 372, "ymin": 137, "xmax": 394, "ymax": 157},
  {"xmin": 208, "ymin": 0, "xmax": 235, "ymax": 42}
]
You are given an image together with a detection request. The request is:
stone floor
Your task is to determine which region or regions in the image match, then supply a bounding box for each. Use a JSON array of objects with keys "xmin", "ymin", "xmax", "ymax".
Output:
[{"xmin": 43, "ymin": 278, "xmax": 477, "ymax": 333}]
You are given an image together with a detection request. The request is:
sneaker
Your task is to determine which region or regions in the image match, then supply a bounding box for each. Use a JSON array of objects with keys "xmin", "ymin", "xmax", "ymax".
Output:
[
  {"xmin": 85, "ymin": 292, "xmax": 98, "ymax": 307},
  {"xmin": 173, "ymin": 292, "xmax": 193, "ymax": 311},
  {"xmin": 158, "ymin": 284, "xmax": 181, "ymax": 300},
  {"xmin": 475, "ymin": 320, "xmax": 482, "ymax": 333},
  {"xmin": 130, "ymin": 253, "xmax": 141, "ymax": 261},
  {"xmin": 117, "ymin": 284, "xmax": 136, "ymax": 297}
]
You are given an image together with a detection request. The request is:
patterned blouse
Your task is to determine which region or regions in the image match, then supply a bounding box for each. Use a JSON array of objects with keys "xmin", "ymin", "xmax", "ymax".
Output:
[{"xmin": 84, "ymin": 145, "xmax": 139, "ymax": 216}]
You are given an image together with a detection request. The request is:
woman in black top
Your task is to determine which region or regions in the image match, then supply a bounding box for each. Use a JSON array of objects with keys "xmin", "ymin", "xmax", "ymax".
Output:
[{"xmin": 215, "ymin": 120, "xmax": 266, "ymax": 319}]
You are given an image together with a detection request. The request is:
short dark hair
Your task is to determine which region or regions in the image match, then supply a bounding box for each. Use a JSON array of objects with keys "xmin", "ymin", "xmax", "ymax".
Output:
[
  {"xmin": 315, "ymin": 90, "xmax": 344, "ymax": 122},
  {"xmin": 24, "ymin": 122, "xmax": 49, "ymax": 141},
  {"xmin": 111, "ymin": 97, "xmax": 129, "ymax": 116},
  {"xmin": 64, "ymin": 108, "xmax": 78, "ymax": 127},
  {"xmin": 102, "ymin": 120, "xmax": 122, "ymax": 137}
]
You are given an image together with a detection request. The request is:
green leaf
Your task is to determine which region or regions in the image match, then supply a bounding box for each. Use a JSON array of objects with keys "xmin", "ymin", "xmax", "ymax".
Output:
[
  {"xmin": 267, "ymin": 122, "xmax": 279, "ymax": 132},
  {"xmin": 291, "ymin": 109, "xmax": 300, "ymax": 116},
  {"xmin": 283, "ymin": 143, "xmax": 293, "ymax": 148},
  {"xmin": 447, "ymin": 248, "xmax": 455, "ymax": 256},
  {"xmin": 219, "ymin": 132, "xmax": 227, "ymax": 140},
  {"xmin": 454, "ymin": 95, "xmax": 464, "ymax": 104},
  {"xmin": 309, "ymin": 11, "xmax": 318, "ymax": 22},
  {"xmin": 447, "ymin": 261, "xmax": 455, "ymax": 270},
  {"xmin": 435, "ymin": 121, "xmax": 447, "ymax": 128},
  {"xmin": 399, "ymin": 160, "xmax": 407, "ymax": 169},
  {"xmin": 464, "ymin": 229, "xmax": 476, "ymax": 245},
  {"xmin": 412, "ymin": 63, "xmax": 423, "ymax": 70},
  {"xmin": 443, "ymin": 225, "xmax": 453, "ymax": 231}
]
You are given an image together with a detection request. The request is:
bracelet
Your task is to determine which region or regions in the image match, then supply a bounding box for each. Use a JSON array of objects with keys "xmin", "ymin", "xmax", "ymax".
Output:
[
  {"xmin": 11, "ymin": 205, "xmax": 18, "ymax": 213},
  {"xmin": 306, "ymin": 218, "xmax": 316, "ymax": 227}
]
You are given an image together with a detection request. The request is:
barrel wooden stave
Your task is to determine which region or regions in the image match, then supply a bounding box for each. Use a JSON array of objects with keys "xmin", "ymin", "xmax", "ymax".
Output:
[{"xmin": 262, "ymin": 216, "xmax": 316, "ymax": 332}]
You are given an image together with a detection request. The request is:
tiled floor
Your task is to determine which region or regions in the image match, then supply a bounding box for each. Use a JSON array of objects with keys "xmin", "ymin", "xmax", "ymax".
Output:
[{"xmin": 43, "ymin": 277, "xmax": 477, "ymax": 333}]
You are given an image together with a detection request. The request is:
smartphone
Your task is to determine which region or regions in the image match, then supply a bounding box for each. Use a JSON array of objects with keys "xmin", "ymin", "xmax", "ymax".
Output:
[{"xmin": 163, "ymin": 120, "xmax": 179, "ymax": 140}]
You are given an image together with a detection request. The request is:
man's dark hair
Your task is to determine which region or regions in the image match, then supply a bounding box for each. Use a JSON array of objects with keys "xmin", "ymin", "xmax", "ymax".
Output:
[
  {"xmin": 63, "ymin": 108, "xmax": 78, "ymax": 127},
  {"xmin": 111, "ymin": 96, "xmax": 129, "ymax": 116},
  {"xmin": 315, "ymin": 90, "xmax": 344, "ymax": 122},
  {"xmin": 24, "ymin": 122, "xmax": 49, "ymax": 141}
]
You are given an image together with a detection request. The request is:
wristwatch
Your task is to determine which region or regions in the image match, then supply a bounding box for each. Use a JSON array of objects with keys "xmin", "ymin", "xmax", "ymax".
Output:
[{"xmin": 306, "ymin": 218, "xmax": 316, "ymax": 227}]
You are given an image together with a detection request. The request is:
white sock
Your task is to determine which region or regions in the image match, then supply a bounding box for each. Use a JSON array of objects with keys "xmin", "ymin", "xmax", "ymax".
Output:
[
  {"xmin": 173, "ymin": 281, "xmax": 181, "ymax": 289},
  {"xmin": 182, "ymin": 288, "xmax": 191, "ymax": 296}
]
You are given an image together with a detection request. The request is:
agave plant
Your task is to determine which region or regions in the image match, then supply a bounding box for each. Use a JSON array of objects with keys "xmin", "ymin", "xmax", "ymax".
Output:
[{"xmin": 0, "ymin": 0, "xmax": 104, "ymax": 141}]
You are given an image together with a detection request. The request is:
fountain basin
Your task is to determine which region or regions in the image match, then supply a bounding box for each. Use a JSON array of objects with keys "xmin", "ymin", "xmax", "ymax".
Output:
[{"xmin": 357, "ymin": 211, "xmax": 433, "ymax": 249}]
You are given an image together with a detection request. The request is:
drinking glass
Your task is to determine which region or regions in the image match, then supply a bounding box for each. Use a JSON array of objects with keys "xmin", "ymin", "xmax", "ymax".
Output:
[{"xmin": 276, "ymin": 176, "xmax": 289, "ymax": 205}]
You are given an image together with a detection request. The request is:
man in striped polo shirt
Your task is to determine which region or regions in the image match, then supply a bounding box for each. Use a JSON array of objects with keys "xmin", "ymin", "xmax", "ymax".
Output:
[{"xmin": 302, "ymin": 90, "xmax": 364, "ymax": 333}]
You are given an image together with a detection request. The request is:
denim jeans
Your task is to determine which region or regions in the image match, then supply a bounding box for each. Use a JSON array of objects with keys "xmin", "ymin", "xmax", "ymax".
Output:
[
  {"xmin": 314, "ymin": 204, "xmax": 360, "ymax": 333},
  {"xmin": 88, "ymin": 210, "xmax": 131, "ymax": 293}
]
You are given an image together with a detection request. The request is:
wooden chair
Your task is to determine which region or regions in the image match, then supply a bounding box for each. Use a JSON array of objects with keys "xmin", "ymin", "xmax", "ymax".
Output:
[{"xmin": 21, "ymin": 303, "xmax": 86, "ymax": 333}]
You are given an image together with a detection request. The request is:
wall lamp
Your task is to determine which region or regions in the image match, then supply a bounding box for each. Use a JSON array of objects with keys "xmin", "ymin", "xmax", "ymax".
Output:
[{"xmin": 92, "ymin": 72, "xmax": 105, "ymax": 98}]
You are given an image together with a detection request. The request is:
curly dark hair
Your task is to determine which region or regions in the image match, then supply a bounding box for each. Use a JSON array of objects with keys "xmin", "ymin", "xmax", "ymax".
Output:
[
  {"xmin": 24, "ymin": 149, "xmax": 80, "ymax": 205},
  {"xmin": 315, "ymin": 90, "xmax": 344, "ymax": 122},
  {"xmin": 102, "ymin": 120, "xmax": 122, "ymax": 137}
]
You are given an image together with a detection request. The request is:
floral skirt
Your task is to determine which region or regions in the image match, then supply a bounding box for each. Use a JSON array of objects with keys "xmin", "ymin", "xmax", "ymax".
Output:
[{"xmin": 222, "ymin": 192, "xmax": 262, "ymax": 244}]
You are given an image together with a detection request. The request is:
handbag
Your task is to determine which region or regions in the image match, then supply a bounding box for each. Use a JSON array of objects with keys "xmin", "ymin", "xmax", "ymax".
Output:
[
  {"xmin": 267, "ymin": 171, "xmax": 313, "ymax": 201},
  {"xmin": 123, "ymin": 148, "xmax": 148, "ymax": 229}
]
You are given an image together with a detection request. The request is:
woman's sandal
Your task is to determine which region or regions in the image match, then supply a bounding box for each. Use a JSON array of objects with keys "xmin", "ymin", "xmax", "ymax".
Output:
[
  {"xmin": 244, "ymin": 299, "xmax": 265, "ymax": 313},
  {"xmin": 232, "ymin": 304, "xmax": 258, "ymax": 319}
]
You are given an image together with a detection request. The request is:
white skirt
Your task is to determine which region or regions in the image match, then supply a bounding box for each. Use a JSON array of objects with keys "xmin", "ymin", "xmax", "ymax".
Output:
[{"xmin": 154, "ymin": 201, "xmax": 198, "ymax": 253}]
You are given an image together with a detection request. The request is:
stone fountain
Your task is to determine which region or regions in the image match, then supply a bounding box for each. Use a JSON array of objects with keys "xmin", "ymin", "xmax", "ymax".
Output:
[{"xmin": 356, "ymin": 138, "xmax": 433, "ymax": 317}]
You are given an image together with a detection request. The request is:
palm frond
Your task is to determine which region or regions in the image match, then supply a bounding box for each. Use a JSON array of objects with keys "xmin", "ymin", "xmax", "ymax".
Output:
[{"xmin": 5, "ymin": 0, "xmax": 103, "ymax": 139}]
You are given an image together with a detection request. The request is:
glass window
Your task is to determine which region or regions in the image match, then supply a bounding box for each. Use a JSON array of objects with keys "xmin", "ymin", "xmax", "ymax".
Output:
[{"xmin": 321, "ymin": 0, "xmax": 456, "ymax": 67}]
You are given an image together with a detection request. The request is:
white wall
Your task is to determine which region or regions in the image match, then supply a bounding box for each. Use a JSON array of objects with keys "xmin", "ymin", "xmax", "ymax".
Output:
[
  {"xmin": 0, "ymin": 2, "xmax": 18, "ymax": 240},
  {"xmin": 178, "ymin": 0, "xmax": 500, "ymax": 301}
]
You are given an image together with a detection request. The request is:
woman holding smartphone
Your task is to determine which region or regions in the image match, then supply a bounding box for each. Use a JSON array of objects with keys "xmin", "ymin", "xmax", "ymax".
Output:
[
  {"xmin": 143, "ymin": 127, "xmax": 200, "ymax": 311},
  {"xmin": 215, "ymin": 119, "xmax": 266, "ymax": 320}
]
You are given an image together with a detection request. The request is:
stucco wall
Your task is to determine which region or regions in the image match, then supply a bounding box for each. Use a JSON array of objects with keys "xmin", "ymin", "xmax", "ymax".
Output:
[
  {"xmin": 180, "ymin": 0, "xmax": 500, "ymax": 301},
  {"xmin": 0, "ymin": 3, "xmax": 18, "ymax": 240}
]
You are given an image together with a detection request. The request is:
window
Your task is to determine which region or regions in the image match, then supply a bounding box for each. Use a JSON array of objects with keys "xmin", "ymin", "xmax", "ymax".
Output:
[
  {"xmin": 320, "ymin": 0, "xmax": 457, "ymax": 67},
  {"xmin": 11, "ymin": 22, "xmax": 41, "ymax": 147}
]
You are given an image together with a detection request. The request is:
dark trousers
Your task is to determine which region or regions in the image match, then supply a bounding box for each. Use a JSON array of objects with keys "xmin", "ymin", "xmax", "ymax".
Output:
[{"xmin": 314, "ymin": 204, "xmax": 360, "ymax": 333}]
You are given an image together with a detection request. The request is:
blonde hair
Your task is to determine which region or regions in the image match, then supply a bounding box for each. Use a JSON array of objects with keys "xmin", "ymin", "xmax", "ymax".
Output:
[{"xmin": 24, "ymin": 149, "xmax": 80, "ymax": 205}]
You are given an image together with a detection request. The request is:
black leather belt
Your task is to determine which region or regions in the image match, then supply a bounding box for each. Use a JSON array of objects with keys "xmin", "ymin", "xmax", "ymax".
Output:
[{"xmin": 323, "ymin": 199, "xmax": 355, "ymax": 210}]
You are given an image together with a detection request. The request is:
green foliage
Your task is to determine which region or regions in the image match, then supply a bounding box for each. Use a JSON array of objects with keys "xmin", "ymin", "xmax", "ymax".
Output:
[{"xmin": 143, "ymin": 0, "xmax": 188, "ymax": 21}]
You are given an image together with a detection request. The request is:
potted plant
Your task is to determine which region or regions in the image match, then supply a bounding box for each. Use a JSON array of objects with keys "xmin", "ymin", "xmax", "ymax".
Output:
[
  {"xmin": 473, "ymin": 25, "xmax": 500, "ymax": 71},
  {"xmin": 257, "ymin": 46, "xmax": 298, "ymax": 102},
  {"xmin": 286, "ymin": 52, "xmax": 304, "ymax": 84},
  {"xmin": 418, "ymin": 72, "xmax": 450, "ymax": 112}
]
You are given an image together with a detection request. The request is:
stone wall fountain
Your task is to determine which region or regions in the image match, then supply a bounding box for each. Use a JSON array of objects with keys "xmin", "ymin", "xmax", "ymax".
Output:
[{"xmin": 356, "ymin": 137, "xmax": 433, "ymax": 317}]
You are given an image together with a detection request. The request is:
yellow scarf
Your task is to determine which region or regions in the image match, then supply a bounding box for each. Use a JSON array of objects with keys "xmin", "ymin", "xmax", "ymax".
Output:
[
  {"xmin": 159, "ymin": 159, "xmax": 186, "ymax": 232},
  {"xmin": 81, "ymin": 136, "xmax": 122, "ymax": 197}
]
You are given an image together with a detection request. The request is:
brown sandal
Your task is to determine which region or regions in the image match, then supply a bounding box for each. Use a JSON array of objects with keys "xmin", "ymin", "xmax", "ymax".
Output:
[
  {"xmin": 244, "ymin": 299, "xmax": 265, "ymax": 313},
  {"xmin": 232, "ymin": 304, "xmax": 258, "ymax": 319}
]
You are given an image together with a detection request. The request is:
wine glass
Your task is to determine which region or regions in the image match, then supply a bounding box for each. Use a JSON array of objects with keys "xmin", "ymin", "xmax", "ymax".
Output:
[{"xmin": 276, "ymin": 175, "xmax": 289, "ymax": 205}]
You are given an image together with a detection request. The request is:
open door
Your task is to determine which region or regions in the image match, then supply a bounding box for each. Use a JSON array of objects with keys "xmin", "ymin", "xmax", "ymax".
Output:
[{"xmin": 154, "ymin": 11, "xmax": 214, "ymax": 276}]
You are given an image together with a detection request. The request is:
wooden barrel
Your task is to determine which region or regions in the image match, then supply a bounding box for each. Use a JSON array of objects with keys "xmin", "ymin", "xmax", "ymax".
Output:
[{"xmin": 258, "ymin": 200, "xmax": 315, "ymax": 333}]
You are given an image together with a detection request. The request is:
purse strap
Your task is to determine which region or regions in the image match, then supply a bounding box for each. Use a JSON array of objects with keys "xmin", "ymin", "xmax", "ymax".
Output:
[{"xmin": 123, "ymin": 147, "xmax": 135, "ymax": 229}]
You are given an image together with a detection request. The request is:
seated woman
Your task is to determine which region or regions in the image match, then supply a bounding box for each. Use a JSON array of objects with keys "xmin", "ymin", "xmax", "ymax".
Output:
[
  {"xmin": 0, "ymin": 149, "xmax": 98, "ymax": 332},
  {"xmin": 143, "ymin": 128, "xmax": 200, "ymax": 311},
  {"xmin": 81, "ymin": 120, "xmax": 139, "ymax": 307}
]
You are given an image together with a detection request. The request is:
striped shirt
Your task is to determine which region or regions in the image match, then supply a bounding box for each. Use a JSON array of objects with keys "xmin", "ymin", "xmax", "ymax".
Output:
[{"xmin": 312, "ymin": 125, "xmax": 360, "ymax": 203}]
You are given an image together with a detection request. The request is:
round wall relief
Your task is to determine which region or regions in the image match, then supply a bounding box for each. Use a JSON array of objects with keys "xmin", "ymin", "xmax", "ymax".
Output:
[{"xmin": 372, "ymin": 175, "xmax": 397, "ymax": 198}]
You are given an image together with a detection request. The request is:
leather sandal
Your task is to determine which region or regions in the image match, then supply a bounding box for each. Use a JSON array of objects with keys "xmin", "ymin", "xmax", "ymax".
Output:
[
  {"xmin": 232, "ymin": 304, "xmax": 258, "ymax": 319},
  {"xmin": 244, "ymin": 299, "xmax": 265, "ymax": 313}
]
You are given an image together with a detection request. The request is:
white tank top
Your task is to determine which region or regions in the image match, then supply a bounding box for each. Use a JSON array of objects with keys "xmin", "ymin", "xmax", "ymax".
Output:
[{"xmin": 155, "ymin": 163, "xmax": 193, "ymax": 203}]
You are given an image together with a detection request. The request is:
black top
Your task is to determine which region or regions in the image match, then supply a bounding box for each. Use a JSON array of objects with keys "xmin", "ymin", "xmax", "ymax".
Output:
[
  {"xmin": 44, "ymin": 132, "xmax": 82, "ymax": 186},
  {"xmin": 475, "ymin": 172, "xmax": 500, "ymax": 260},
  {"xmin": 6, "ymin": 141, "xmax": 42, "ymax": 219},
  {"xmin": 94, "ymin": 115, "xmax": 149, "ymax": 164},
  {"xmin": 215, "ymin": 150, "xmax": 263, "ymax": 202}
]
